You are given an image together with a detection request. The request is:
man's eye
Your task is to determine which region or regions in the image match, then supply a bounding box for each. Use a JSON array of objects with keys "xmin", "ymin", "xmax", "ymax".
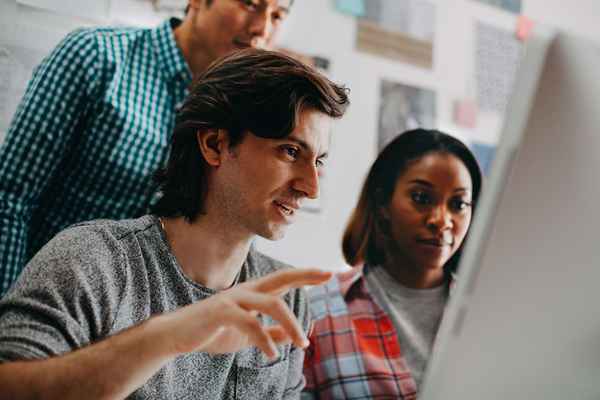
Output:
[
  {"xmin": 241, "ymin": 0, "xmax": 259, "ymax": 10},
  {"xmin": 282, "ymin": 146, "xmax": 299, "ymax": 160},
  {"xmin": 411, "ymin": 191, "xmax": 431, "ymax": 205},
  {"xmin": 272, "ymin": 12, "xmax": 285, "ymax": 22},
  {"xmin": 315, "ymin": 158, "xmax": 325, "ymax": 168}
]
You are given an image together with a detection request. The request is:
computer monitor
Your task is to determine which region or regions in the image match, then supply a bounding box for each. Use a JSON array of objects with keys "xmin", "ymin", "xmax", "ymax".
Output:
[{"xmin": 420, "ymin": 25, "xmax": 600, "ymax": 400}]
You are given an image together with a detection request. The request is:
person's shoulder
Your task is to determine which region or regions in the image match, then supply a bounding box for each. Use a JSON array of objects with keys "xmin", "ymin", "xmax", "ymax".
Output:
[
  {"xmin": 58, "ymin": 24, "xmax": 151, "ymax": 58},
  {"xmin": 68, "ymin": 24, "xmax": 150, "ymax": 42},
  {"xmin": 46, "ymin": 216, "xmax": 156, "ymax": 260},
  {"xmin": 70, "ymin": 214, "xmax": 157, "ymax": 242},
  {"xmin": 247, "ymin": 249, "xmax": 294, "ymax": 277}
]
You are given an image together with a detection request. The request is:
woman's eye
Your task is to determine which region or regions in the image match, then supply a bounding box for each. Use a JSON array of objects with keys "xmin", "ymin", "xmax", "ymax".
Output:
[
  {"xmin": 450, "ymin": 198, "xmax": 472, "ymax": 211},
  {"xmin": 315, "ymin": 158, "xmax": 325, "ymax": 168},
  {"xmin": 411, "ymin": 191, "xmax": 431, "ymax": 205}
]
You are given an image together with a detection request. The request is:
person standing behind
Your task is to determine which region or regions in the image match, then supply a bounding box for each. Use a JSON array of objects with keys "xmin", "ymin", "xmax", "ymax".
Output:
[
  {"xmin": 0, "ymin": 0, "xmax": 293, "ymax": 295},
  {"xmin": 302, "ymin": 129, "xmax": 483, "ymax": 399}
]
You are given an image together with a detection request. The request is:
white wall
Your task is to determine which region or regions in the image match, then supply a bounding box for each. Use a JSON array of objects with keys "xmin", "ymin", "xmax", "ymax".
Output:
[
  {"xmin": 524, "ymin": 0, "xmax": 600, "ymax": 42},
  {"xmin": 255, "ymin": 0, "xmax": 600, "ymax": 271},
  {"xmin": 1, "ymin": 0, "xmax": 599, "ymax": 271}
]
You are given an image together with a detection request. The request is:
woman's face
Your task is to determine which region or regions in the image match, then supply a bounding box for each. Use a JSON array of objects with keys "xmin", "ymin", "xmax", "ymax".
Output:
[{"xmin": 383, "ymin": 152, "xmax": 473, "ymax": 287}]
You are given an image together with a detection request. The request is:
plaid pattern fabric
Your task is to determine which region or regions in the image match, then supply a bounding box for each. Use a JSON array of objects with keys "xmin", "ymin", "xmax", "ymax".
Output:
[
  {"xmin": 0, "ymin": 19, "xmax": 191, "ymax": 295},
  {"xmin": 302, "ymin": 267, "xmax": 418, "ymax": 400}
]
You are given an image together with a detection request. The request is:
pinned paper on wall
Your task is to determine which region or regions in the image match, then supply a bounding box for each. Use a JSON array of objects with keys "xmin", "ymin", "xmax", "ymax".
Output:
[
  {"xmin": 475, "ymin": 22, "xmax": 522, "ymax": 114},
  {"xmin": 356, "ymin": 0, "xmax": 435, "ymax": 68},
  {"xmin": 334, "ymin": 0, "xmax": 366, "ymax": 17},
  {"xmin": 516, "ymin": 15, "xmax": 534, "ymax": 41},
  {"xmin": 16, "ymin": 0, "xmax": 110, "ymax": 21},
  {"xmin": 473, "ymin": 0, "xmax": 521, "ymax": 14},
  {"xmin": 377, "ymin": 80, "xmax": 436, "ymax": 152},
  {"xmin": 453, "ymin": 99, "xmax": 478, "ymax": 129}
]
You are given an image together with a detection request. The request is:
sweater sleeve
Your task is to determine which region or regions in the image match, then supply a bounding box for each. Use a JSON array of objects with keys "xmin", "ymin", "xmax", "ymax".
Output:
[{"xmin": 0, "ymin": 224, "xmax": 127, "ymax": 363}]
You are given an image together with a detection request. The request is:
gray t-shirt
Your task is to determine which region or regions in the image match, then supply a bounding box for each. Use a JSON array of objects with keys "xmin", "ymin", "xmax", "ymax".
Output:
[
  {"xmin": 365, "ymin": 265, "xmax": 447, "ymax": 388},
  {"xmin": 0, "ymin": 215, "xmax": 309, "ymax": 399}
]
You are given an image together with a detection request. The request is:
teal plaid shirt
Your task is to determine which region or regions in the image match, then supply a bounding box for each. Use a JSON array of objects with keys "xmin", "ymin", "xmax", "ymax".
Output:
[{"xmin": 0, "ymin": 19, "xmax": 192, "ymax": 295}]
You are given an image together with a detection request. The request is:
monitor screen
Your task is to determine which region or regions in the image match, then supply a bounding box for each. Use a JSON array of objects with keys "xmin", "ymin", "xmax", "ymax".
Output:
[{"xmin": 421, "ymin": 26, "xmax": 600, "ymax": 400}]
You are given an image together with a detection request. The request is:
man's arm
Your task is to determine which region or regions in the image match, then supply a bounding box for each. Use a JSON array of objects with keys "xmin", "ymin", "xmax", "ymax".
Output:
[
  {"xmin": 0, "ymin": 28, "xmax": 101, "ymax": 295},
  {"xmin": 0, "ymin": 269, "xmax": 332, "ymax": 400}
]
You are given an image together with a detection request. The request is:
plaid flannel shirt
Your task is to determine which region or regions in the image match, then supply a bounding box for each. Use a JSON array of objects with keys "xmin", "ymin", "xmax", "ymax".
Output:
[
  {"xmin": 0, "ymin": 19, "xmax": 191, "ymax": 295},
  {"xmin": 302, "ymin": 266, "xmax": 418, "ymax": 400}
]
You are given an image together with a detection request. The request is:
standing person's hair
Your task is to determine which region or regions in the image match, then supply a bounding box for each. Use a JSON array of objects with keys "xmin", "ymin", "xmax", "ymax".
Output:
[
  {"xmin": 152, "ymin": 48, "xmax": 350, "ymax": 221},
  {"xmin": 342, "ymin": 129, "xmax": 482, "ymax": 276}
]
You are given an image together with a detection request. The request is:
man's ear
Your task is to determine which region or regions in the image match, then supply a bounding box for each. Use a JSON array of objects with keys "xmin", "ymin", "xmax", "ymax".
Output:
[{"xmin": 197, "ymin": 129, "xmax": 229, "ymax": 167}]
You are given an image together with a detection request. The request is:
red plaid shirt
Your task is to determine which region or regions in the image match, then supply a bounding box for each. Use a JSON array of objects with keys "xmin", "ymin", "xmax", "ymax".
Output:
[{"xmin": 302, "ymin": 266, "xmax": 418, "ymax": 400}]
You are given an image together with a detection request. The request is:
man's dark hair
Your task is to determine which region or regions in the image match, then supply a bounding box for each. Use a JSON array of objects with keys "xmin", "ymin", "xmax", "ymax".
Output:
[
  {"xmin": 152, "ymin": 48, "xmax": 350, "ymax": 221},
  {"xmin": 185, "ymin": 0, "xmax": 295, "ymax": 15}
]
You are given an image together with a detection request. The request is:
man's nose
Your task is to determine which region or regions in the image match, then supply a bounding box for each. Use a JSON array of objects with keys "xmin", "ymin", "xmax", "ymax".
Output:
[
  {"xmin": 248, "ymin": 9, "xmax": 275, "ymax": 47},
  {"xmin": 293, "ymin": 163, "xmax": 320, "ymax": 199}
]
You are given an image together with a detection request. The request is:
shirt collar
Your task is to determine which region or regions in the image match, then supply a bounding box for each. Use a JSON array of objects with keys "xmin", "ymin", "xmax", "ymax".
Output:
[
  {"xmin": 338, "ymin": 265, "xmax": 370, "ymax": 301},
  {"xmin": 340, "ymin": 264, "xmax": 457, "ymax": 301},
  {"xmin": 151, "ymin": 18, "xmax": 192, "ymax": 83}
]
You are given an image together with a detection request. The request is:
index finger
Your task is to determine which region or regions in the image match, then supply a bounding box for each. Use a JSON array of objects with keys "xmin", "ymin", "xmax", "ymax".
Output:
[{"xmin": 250, "ymin": 268, "xmax": 332, "ymax": 295}]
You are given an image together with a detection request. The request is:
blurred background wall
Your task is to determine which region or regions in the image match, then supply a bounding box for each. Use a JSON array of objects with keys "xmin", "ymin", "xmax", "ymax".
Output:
[{"xmin": 0, "ymin": 0, "xmax": 598, "ymax": 271}]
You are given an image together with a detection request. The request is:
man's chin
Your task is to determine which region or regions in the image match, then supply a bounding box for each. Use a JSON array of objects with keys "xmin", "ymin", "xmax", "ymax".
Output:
[{"xmin": 257, "ymin": 226, "xmax": 288, "ymax": 241}]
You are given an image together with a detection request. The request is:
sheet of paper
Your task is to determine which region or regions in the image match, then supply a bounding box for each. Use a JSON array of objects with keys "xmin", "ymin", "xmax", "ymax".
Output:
[{"xmin": 475, "ymin": 22, "xmax": 522, "ymax": 113}]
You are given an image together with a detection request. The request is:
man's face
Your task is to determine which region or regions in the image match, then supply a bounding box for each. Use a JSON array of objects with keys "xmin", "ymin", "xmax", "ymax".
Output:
[
  {"xmin": 214, "ymin": 109, "xmax": 331, "ymax": 240},
  {"xmin": 192, "ymin": 0, "xmax": 291, "ymax": 62}
]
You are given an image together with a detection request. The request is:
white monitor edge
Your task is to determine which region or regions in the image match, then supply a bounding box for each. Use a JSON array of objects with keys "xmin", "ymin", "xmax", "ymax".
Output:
[{"xmin": 419, "ymin": 23, "xmax": 558, "ymax": 400}]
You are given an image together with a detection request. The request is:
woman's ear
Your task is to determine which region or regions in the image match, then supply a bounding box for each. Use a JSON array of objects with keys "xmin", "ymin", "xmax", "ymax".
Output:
[
  {"xmin": 375, "ymin": 188, "xmax": 390, "ymax": 220},
  {"xmin": 197, "ymin": 129, "xmax": 229, "ymax": 167},
  {"xmin": 378, "ymin": 205, "xmax": 391, "ymax": 221}
]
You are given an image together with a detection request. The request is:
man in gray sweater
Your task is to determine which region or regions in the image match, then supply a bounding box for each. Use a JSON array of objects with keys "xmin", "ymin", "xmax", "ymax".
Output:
[{"xmin": 0, "ymin": 48, "xmax": 349, "ymax": 399}]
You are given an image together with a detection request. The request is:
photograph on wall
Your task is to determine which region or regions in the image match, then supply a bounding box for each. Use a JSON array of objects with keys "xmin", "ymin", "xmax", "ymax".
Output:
[
  {"xmin": 356, "ymin": 0, "xmax": 435, "ymax": 68},
  {"xmin": 377, "ymin": 79, "xmax": 436, "ymax": 152},
  {"xmin": 473, "ymin": 0, "xmax": 521, "ymax": 14}
]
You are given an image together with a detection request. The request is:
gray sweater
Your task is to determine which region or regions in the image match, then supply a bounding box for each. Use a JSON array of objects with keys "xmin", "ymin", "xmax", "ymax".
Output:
[{"xmin": 0, "ymin": 215, "xmax": 309, "ymax": 399}]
